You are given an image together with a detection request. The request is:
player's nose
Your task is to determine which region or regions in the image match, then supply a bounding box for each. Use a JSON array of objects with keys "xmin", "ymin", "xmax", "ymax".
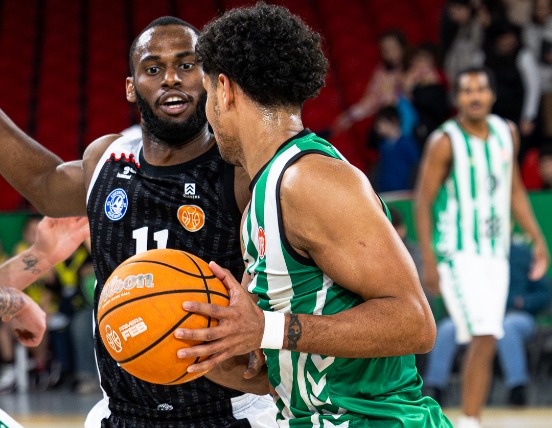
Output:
[{"xmin": 162, "ymin": 67, "xmax": 182, "ymax": 87}]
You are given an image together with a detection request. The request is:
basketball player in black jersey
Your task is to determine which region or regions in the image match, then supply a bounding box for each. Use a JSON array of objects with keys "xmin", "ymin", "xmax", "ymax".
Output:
[{"xmin": 0, "ymin": 17, "xmax": 276, "ymax": 428}]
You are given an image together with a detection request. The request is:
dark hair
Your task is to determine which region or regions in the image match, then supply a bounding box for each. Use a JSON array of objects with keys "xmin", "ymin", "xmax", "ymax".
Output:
[
  {"xmin": 375, "ymin": 105, "xmax": 400, "ymax": 123},
  {"xmin": 452, "ymin": 66, "xmax": 497, "ymax": 96},
  {"xmin": 129, "ymin": 16, "xmax": 200, "ymax": 76},
  {"xmin": 196, "ymin": 3, "xmax": 328, "ymax": 108}
]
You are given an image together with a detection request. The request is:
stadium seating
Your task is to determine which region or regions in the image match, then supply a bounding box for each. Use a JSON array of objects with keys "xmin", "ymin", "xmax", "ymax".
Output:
[{"xmin": 0, "ymin": 0, "xmax": 444, "ymax": 210}]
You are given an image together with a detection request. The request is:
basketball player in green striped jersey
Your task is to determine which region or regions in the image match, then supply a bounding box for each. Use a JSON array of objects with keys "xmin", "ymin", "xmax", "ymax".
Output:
[
  {"xmin": 415, "ymin": 67, "xmax": 549, "ymax": 428},
  {"xmin": 174, "ymin": 4, "xmax": 452, "ymax": 427}
]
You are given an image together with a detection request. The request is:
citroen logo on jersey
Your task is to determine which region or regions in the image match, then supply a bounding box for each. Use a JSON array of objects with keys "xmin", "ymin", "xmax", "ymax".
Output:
[
  {"xmin": 258, "ymin": 227, "xmax": 266, "ymax": 260},
  {"xmin": 105, "ymin": 325, "xmax": 123, "ymax": 353},
  {"xmin": 105, "ymin": 188, "xmax": 128, "ymax": 221},
  {"xmin": 177, "ymin": 205, "xmax": 205, "ymax": 232}
]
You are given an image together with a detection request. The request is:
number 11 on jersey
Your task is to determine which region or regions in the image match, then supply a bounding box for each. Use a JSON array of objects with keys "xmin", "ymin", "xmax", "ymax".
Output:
[{"xmin": 132, "ymin": 227, "xmax": 169, "ymax": 254}]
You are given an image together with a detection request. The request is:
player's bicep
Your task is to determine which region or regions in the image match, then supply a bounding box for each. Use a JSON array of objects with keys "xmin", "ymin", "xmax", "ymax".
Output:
[{"xmin": 282, "ymin": 158, "xmax": 419, "ymax": 301}]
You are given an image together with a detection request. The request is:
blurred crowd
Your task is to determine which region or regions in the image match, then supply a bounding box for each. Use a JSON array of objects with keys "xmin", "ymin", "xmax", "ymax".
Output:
[{"xmin": 333, "ymin": 0, "xmax": 552, "ymax": 194}]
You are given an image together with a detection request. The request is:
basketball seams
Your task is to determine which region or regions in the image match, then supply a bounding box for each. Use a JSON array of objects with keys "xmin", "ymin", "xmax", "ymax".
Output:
[
  {"xmin": 97, "ymin": 289, "xmax": 230, "ymax": 325},
  {"xmin": 182, "ymin": 252, "xmax": 215, "ymax": 328},
  {"xmin": 122, "ymin": 259, "xmax": 217, "ymax": 280},
  {"xmin": 117, "ymin": 312, "xmax": 195, "ymax": 364}
]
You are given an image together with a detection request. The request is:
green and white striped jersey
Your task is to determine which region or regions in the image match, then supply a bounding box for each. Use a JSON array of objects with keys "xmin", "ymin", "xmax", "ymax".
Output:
[
  {"xmin": 243, "ymin": 130, "xmax": 451, "ymax": 427},
  {"xmin": 433, "ymin": 115, "xmax": 514, "ymax": 261}
]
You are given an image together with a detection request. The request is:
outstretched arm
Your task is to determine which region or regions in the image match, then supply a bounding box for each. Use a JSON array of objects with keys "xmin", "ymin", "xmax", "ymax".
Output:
[
  {"xmin": 0, "ymin": 216, "xmax": 89, "ymax": 291},
  {"xmin": 0, "ymin": 216, "xmax": 89, "ymax": 347},
  {"xmin": 0, "ymin": 110, "xmax": 88, "ymax": 216}
]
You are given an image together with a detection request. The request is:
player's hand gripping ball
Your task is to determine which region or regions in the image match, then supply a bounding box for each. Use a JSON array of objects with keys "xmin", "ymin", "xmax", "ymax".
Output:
[{"xmin": 97, "ymin": 249, "xmax": 229, "ymax": 385}]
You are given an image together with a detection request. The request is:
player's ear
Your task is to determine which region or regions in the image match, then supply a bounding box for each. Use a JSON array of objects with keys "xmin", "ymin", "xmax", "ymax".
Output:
[
  {"xmin": 126, "ymin": 77, "xmax": 137, "ymax": 103},
  {"xmin": 219, "ymin": 74, "xmax": 234, "ymax": 109}
]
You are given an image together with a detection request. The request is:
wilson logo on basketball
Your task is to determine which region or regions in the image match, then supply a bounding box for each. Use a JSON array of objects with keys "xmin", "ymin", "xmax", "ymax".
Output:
[
  {"xmin": 258, "ymin": 227, "xmax": 266, "ymax": 259},
  {"xmin": 99, "ymin": 273, "xmax": 154, "ymax": 307},
  {"xmin": 178, "ymin": 205, "xmax": 205, "ymax": 232}
]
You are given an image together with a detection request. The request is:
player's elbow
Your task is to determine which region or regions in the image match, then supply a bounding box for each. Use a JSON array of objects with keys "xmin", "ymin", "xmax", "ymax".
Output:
[{"xmin": 409, "ymin": 303, "xmax": 437, "ymax": 354}]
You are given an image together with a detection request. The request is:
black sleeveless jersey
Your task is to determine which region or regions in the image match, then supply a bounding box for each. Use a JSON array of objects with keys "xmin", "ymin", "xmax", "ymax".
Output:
[{"xmin": 87, "ymin": 135, "xmax": 247, "ymax": 426}]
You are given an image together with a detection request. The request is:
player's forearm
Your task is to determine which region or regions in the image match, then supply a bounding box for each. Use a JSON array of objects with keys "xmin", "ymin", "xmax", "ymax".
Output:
[
  {"xmin": 0, "ymin": 287, "xmax": 25, "ymax": 318},
  {"xmin": 205, "ymin": 355, "xmax": 270, "ymax": 395},
  {"xmin": 0, "ymin": 246, "xmax": 57, "ymax": 291},
  {"xmin": 280, "ymin": 296, "xmax": 436, "ymax": 358}
]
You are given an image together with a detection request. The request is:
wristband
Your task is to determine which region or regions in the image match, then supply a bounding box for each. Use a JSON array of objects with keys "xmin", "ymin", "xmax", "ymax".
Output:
[{"xmin": 260, "ymin": 311, "xmax": 285, "ymax": 349}]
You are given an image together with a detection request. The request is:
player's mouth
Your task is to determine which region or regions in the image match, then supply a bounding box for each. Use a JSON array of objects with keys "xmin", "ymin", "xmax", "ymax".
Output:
[{"xmin": 158, "ymin": 93, "xmax": 191, "ymax": 115}]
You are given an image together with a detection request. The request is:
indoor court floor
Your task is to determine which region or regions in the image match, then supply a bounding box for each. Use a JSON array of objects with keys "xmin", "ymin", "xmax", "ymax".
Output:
[{"xmin": 1, "ymin": 390, "xmax": 552, "ymax": 427}]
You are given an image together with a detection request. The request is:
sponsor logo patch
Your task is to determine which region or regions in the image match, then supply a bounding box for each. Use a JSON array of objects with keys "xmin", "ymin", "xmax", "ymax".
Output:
[
  {"xmin": 258, "ymin": 227, "xmax": 266, "ymax": 260},
  {"xmin": 105, "ymin": 188, "xmax": 128, "ymax": 221},
  {"xmin": 105, "ymin": 325, "xmax": 123, "ymax": 353},
  {"xmin": 177, "ymin": 205, "xmax": 205, "ymax": 232}
]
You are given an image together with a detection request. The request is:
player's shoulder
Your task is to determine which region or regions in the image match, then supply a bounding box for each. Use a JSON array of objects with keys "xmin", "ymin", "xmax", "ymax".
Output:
[
  {"xmin": 83, "ymin": 134, "xmax": 123, "ymax": 162},
  {"xmin": 425, "ymin": 127, "xmax": 453, "ymax": 159},
  {"xmin": 282, "ymin": 153, "xmax": 369, "ymax": 202}
]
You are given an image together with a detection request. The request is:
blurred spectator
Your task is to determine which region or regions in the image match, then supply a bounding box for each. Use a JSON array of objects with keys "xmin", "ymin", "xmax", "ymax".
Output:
[
  {"xmin": 539, "ymin": 143, "xmax": 552, "ymax": 188},
  {"xmin": 440, "ymin": 0, "xmax": 485, "ymax": 82},
  {"xmin": 423, "ymin": 240, "xmax": 552, "ymax": 407},
  {"xmin": 524, "ymin": 0, "xmax": 552, "ymax": 140},
  {"xmin": 332, "ymin": 29, "xmax": 412, "ymax": 134},
  {"xmin": 503, "ymin": 0, "xmax": 534, "ymax": 26},
  {"xmin": 484, "ymin": 19, "xmax": 541, "ymax": 160},
  {"xmin": 371, "ymin": 105, "xmax": 420, "ymax": 193},
  {"xmin": 403, "ymin": 43, "xmax": 452, "ymax": 148}
]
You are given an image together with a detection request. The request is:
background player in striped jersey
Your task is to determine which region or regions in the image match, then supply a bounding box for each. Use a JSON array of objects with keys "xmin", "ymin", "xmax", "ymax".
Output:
[
  {"xmin": 0, "ymin": 16, "xmax": 276, "ymax": 427},
  {"xmin": 175, "ymin": 4, "xmax": 452, "ymax": 427},
  {"xmin": 414, "ymin": 66, "xmax": 549, "ymax": 428}
]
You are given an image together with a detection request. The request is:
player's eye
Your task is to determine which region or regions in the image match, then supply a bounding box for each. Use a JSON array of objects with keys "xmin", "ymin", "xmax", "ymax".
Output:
[
  {"xmin": 146, "ymin": 66, "xmax": 160, "ymax": 75},
  {"xmin": 180, "ymin": 63, "xmax": 194, "ymax": 71}
]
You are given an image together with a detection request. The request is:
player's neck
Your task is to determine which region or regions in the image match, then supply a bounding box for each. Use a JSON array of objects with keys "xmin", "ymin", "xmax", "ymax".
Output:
[
  {"xmin": 457, "ymin": 116, "xmax": 489, "ymax": 140},
  {"xmin": 241, "ymin": 108, "xmax": 304, "ymax": 178},
  {"xmin": 141, "ymin": 125, "xmax": 214, "ymax": 166}
]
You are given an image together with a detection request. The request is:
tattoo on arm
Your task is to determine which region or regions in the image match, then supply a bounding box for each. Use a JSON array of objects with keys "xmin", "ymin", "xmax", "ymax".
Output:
[
  {"xmin": 287, "ymin": 314, "xmax": 302, "ymax": 351},
  {"xmin": 0, "ymin": 288, "xmax": 25, "ymax": 317},
  {"xmin": 22, "ymin": 255, "xmax": 41, "ymax": 275}
]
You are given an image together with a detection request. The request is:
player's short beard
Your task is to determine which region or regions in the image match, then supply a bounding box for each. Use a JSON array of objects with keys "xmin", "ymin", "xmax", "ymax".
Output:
[{"xmin": 135, "ymin": 89, "xmax": 208, "ymax": 147}]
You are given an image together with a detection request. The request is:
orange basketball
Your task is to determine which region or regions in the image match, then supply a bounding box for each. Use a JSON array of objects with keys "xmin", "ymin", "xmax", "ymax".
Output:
[{"xmin": 97, "ymin": 249, "xmax": 229, "ymax": 385}]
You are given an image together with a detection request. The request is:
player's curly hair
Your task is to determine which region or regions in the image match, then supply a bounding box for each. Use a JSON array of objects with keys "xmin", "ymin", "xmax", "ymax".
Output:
[{"xmin": 196, "ymin": 3, "xmax": 328, "ymax": 108}]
